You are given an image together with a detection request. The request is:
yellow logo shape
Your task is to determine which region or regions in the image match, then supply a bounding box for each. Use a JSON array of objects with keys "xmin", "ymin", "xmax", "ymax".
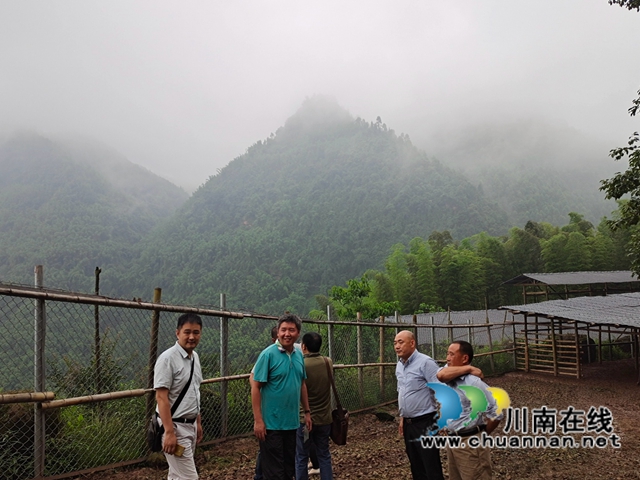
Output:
[{"xmin": 486, "ymin": 387, "xmax": 511, "ymax": 415}]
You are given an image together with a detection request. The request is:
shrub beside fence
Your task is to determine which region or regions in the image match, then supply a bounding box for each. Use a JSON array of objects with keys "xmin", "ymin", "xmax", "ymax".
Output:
[{"xmin": 0, "ymin": 280, "xmax": 516, "ymax": 480}]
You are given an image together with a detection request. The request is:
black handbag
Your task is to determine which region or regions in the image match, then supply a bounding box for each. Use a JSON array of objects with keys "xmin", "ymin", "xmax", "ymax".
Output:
[
  {"xmin": 147, "ymin": 358, "xmax": 194, "ymax": 452},
  {"xmin": 324, "ymin": 357, "xmax": 349, "ymax": 445},
  {"xmin": 147, "ymin": 414, "xmax": 164, "ymax": 452}
]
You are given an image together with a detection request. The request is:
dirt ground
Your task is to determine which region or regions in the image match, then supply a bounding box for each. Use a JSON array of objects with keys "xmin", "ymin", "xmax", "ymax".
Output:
[{"xmin": 83, "ymin": 359, "xmax": 640, "ymax": 480}]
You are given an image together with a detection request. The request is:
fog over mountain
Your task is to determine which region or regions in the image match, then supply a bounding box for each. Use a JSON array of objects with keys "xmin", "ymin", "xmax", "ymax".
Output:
[{"xmin": 1, "ymin": 1, "xmax": 639, "ymax": 191}]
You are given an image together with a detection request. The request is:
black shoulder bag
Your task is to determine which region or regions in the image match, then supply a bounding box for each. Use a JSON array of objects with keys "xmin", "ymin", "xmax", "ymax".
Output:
[
  {"xmin": 324, "ymin": 357, "xmax": 349, "ymax": 445},
  {"xmin": 147, "ymin": 358, "xmax": 195, "ymax": 452}
]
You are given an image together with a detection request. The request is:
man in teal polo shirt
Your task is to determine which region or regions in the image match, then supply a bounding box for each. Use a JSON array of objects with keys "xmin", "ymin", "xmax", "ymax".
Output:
[{"xmin": 252, "ymin": 313, "xmax": 312, "ymax": 480}]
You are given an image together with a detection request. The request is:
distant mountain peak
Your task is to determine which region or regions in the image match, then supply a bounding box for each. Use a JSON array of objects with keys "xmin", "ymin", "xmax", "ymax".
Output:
[{"xmin": 280, "ymin": 95, "xmax": 353, "ymax": 135}]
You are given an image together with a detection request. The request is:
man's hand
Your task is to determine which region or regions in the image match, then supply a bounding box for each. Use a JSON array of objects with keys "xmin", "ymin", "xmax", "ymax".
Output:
[
  {"xmin": 305, "ymin": 412, "xmax": 312, "ymax": 432},
  {"xmin": 250, "ymin": 374, "xmax": 266, "ymax": 441},
  {"xmin": 162, "ymin": 429, "xmax": 177, "ymax": 454},
  {"xmin": 254, "ymin": 418, "xmax": 267, "ymax": 441},
  {"xmin": 196, "ymin": 416, "xmax": 203, "ymax": 444},
  {"xmin": 398, "ymin": 417, "xmax": 404, "ymax": 436},
  {"xmin": 156, "ymin": 387, "xmax": 177, "ymax": 454},
  {"xmin": 437, "ymin": 365, "xmax": 483, "ymax": 382}
]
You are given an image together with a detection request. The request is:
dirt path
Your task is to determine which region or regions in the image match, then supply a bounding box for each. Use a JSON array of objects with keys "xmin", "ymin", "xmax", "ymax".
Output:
[{"xmin": 83, "ymin": 359, "xmax": 640, "ymax": 480}]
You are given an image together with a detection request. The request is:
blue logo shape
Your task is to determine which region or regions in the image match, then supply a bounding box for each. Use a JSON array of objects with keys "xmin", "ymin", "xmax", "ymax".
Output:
[{"xmin": 427, "ymin": 383, "xmax": 463, "ymax": 432}]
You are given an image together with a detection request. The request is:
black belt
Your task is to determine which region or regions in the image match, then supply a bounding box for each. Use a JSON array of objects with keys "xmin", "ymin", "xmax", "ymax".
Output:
[
  {"xmin": 404, "ymin": 412, "xmax": 436, "ymax": 424},
  {"xmin": 173, "ymin": 417, "xmax": 196, "ymax": 424},
  {"xmin": 448, "ymin": 424, "xmax": 486, "ymax": 437}
]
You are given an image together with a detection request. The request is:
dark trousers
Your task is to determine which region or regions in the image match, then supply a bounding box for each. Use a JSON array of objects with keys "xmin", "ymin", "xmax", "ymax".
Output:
[
  {"xmin": 259, "ymin": 429, "xmax": 297, "ymax": 480},
  {"xmin": 254, "ymin": 450, "xmax": 263, "ymax": 480},
  {"xmin": 403, "ymin": 414, "xmax": 444, "ymax": 480}
]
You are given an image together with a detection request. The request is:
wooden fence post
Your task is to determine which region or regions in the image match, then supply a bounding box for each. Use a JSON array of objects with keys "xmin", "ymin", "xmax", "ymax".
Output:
[
  {"xmin": 327, "ymin": 305, "xmax": 334, "ymax": 361},
  {"xmin": 430, "ymin": 316, "xmax": 436, "ymax": 360},
  {"xmin": 523, "ymin": 313, "xmax": 530, "ymax": 372},
  {"xmin": 146, "ymin": 288, "xmax": 162, "ymax": 433},
  {"xmin": 379, "ymin": 316, "xmax": 384, "ymax": 402},
  {"xmin": 574, "ymin": 322, "xmax": 581, "ymax": 379},
  {"xmin": 357, "ymin": 312, "xmax": 364, "ymax": 409},
  {"xmin": 94, "ymin": 267, "xmax": 102, "ymax": 395},
  {"xmin": 486, "ymin": 317, "xmax": 495, "ymax": 375},
  {"xmin": 34, "ymin": 265, "xmax": 46, "ymax": 479},
  {"xmin": 550, "ymin": 318, "xmax": 558, "ymax": 376}
]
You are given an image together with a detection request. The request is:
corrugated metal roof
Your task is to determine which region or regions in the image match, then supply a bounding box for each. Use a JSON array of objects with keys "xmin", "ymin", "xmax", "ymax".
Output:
[
  {"xmin": 394, "ymin": 310, "xmax": 509, "ymax": 325},
  {"xmin": 502, "ymin": 271, "xmax": 638, "ymax": 286},
  {"xmin": 500, "ymin": 292, "xmax": 640, "ymax": 328}
]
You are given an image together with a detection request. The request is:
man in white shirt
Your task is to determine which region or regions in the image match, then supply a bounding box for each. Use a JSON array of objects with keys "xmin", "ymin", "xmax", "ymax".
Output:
[{"xmin": 154, "ymin": 313, "xmax": 204, "ymax": 480}]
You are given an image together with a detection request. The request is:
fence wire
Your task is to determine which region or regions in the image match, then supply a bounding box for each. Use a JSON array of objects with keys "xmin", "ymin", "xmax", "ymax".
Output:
[{"xmin": 0, "ymin": 288, "xmax": 515, "ymax": 480}]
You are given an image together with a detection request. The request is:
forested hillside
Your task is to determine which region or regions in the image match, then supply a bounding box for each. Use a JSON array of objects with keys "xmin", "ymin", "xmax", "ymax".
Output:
[
  {"xmin": 0, "ymin": 99, "xmax": 627, "ymax": 315},
  {"xmin": 128, "ymin": 97, "xmax": 510, "ymax": 313},
  {"xmin": 0, "ymin": 132, "xmax": 188, "ymax": 290},
  {"xmin": 322, "ymin": 213, "xmax": 632, "ymax": 319}
]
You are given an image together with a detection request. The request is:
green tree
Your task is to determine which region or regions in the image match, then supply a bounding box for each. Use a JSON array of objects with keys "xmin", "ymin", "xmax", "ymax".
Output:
[
  {"xmin": 406, "ymin": 237, "xmax": 438, "ymax": 312},
  {"xmin": 384, "ymin": 244, "xmax": 413, "ymax": 313},
  {"xmin": 600, "ymin": 88, "xmax": 640, "ymax": 274},
  {"xmin": 564, "ymin": 231, "xmax": 591, "ymax": 271},
  {"xmin": 608, "ymin": 0, "xmax": 640, "ymax": 10},
  {"xmin": 329, "ymin": 275, "xmax": 397, "ymax": 319},
  {"xmin": 561, "ymin": 212, "xmax": 594, "ymax": 236},
  {"xmin": 541, "ymin": 234, "xmax": 568, "ymax": 272},
  {"xmin": 437, "ymin": 245, "xmax": 485, "ymax": 310},
  {"xmin": 600, "ymin": 0, "xmax": 640, "ymax": 276},
  {"xmin": 504, "ymin": 227, "xmax": 543, "ymax": 275}
]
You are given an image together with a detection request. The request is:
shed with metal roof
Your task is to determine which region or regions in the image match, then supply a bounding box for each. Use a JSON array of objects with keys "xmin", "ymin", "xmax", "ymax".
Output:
[
  {"xmin": 499, "ymin": 292, "xmax": 640, "ymax": 379},
  {"xmin": 502, "ymin": 270, "xmax": 640, "ymax": 304}
]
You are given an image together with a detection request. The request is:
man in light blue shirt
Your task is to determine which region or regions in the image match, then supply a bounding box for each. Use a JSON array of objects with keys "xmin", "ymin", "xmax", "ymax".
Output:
[{"xmin": 395, "ymin": 330, "xmax": 444, "ymax": 480}]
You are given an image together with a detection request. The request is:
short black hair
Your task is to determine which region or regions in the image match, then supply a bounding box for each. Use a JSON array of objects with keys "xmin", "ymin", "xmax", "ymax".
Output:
[
  {"xmin": 277, "ymin": 313, "xmax": 302, "ymax": 332},
  {"xmin": 452, "ymin": 340, "xmax": 474, "ymax": 363},
  {"xmin": 302, "ymin": 332, "xmax": 322, "ymax": 353},
  {"xmin": 177, "ymin": 313, "xmax": 202, "ymax": 330}
]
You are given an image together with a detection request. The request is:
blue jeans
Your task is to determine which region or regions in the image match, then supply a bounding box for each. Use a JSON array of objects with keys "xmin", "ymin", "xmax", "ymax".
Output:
[{"xmin": 295, "ymin": 423, "xmax": 333, "ymax": 480}]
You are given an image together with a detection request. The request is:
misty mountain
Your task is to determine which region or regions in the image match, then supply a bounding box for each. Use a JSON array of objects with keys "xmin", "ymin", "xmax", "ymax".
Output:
[
  {"xmin": 422, "ymin": 119, "xmax": 618, "ymax": 225},
  {"xmin": 0, "ymin": 99, "xmax": 623, "ymax": 314},
  {"xmin": 0, "ymin": 132, "xmax": 188, "ymax": 288},
  {"xmin": 129, "ymin": 96, "xmax": 510, "ymax": 313}
]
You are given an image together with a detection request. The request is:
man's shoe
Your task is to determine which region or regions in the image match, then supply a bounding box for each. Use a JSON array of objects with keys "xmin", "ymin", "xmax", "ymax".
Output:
[{"xmin": 308, "ymin": 468, "xmax": 320, "ymax": 475}]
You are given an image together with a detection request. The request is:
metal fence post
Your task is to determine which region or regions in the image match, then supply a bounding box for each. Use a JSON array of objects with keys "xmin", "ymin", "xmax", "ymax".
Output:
[
  {"xmin": 220, "ymin": 293, "xmax": 229, "ymax": 437},
  {"xmin": 34, "ymin": 265, "xmax": 46, "ymax": 479},
  {"xmin": 146, "ymin": 288, "xmax": 162, "ymax": 430},
  {"xmin": 327, "ymin": 305, "xmax": 333, "ymax": 361}
]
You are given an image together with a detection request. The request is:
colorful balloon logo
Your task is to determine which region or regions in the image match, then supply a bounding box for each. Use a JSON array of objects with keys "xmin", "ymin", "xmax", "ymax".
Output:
[
  {"xmin": 426, "ymin": 383, "xmax": 510, "ymax": 430},
  {"xmin": 458, "ymin": 385, "xmax": 488, "ymax": 421},
  {"xmin": 486, "ymin": 387, "xmax": 510, "ymax": 414},
  {"xmin": 427, "ymin": 383, "xmax": 463, "ymax": 431}
]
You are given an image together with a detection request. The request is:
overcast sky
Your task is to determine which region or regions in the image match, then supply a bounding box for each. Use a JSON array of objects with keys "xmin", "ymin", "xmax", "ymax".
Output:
[{"xmin": 1, "ymin": 1, "xmax": 639, "ymax": 191}]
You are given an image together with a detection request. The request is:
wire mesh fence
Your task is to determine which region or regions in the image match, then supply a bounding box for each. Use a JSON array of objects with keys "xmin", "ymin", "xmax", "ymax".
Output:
[{"xmin": 0, "ymin": 283, "xmax": 516, "ymax": 480}]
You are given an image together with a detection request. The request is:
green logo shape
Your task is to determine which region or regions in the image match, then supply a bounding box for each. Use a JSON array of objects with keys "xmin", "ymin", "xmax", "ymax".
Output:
[{"xmin": 458, "ymin": 385, "xmax": 488, "ymax": 421}]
